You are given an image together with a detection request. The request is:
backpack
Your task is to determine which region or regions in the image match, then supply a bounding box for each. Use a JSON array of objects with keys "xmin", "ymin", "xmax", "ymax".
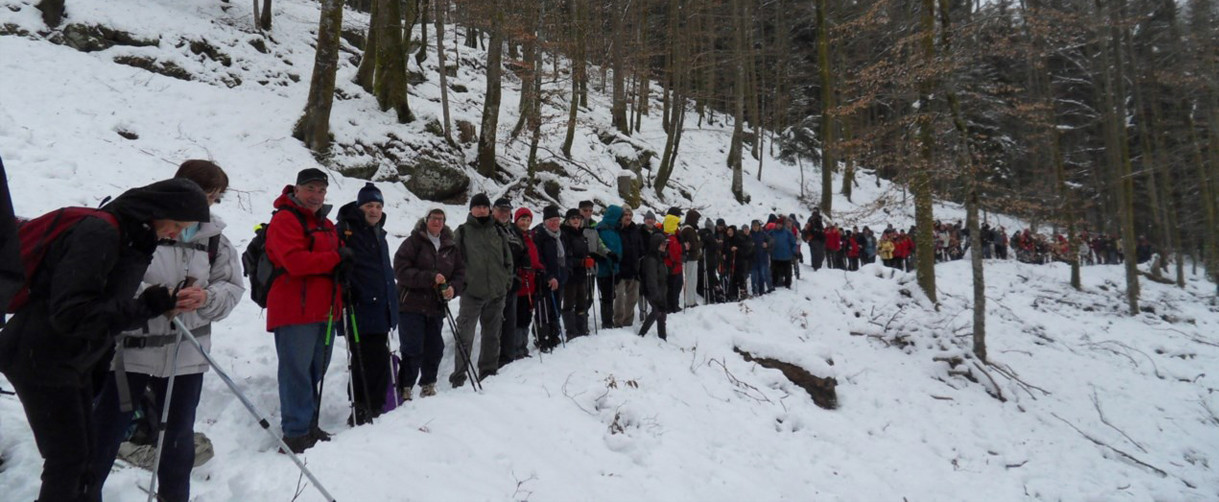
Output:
[
  {"xmin": 242, "ymin": 207, "xmax": 309, "ymax": 308},
  {"xmin": 7, "ymin": 207, "xmax": 120, "ymax": 313}
]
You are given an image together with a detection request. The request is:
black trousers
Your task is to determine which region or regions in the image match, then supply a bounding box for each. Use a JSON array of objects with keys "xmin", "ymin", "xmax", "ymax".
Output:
[
  {"xmin": 536, "ymin": 289, "xmax": 563, "ymax": 350},
  {"xmin": 499, "ymin": 294, "xmax": 518, "ymax": 363},
  {"xmin": 596, "ymin": 275, "xmax": 615, "ymax": 329},
  {"xmin": 9, "ymin": 376, "xmax": 95, "ymax": 502},
  {"xmin": 639, "ymin": 298, "xmax": 667, "ymax": 339},
  {"xmin": 666, "ymin": 274, "xmax": 683, "ymax": 313},
  {"xmin": 773, "ymin": 259, "xmax": 793, "ymax": 288},
  {"xmin": 349, "ymin": 331, "xmax": 389, "ymax": 421},
  {"xmin": 563, "ymin": 275, "xmax": 589, "ymax": 337}
]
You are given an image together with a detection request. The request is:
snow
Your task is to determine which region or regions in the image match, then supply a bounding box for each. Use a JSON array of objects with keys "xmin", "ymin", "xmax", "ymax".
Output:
[{"xmin": 2, "ymin": 0, "xmax": 1218, "ymax": 500}]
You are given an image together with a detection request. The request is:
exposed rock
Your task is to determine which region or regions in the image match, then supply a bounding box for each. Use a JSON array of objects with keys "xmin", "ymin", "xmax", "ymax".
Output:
[
  {"xmin": 56, "ymin": 23, "xmax": 159, "ymax": 53},
  {"xmin": 339, "ymin": 164, "xmax": 379, "ymax": 181},
  {"xmin": 617, "ymin": 173, "xmax": 640, "ymax": 209},
  {"xmin": 247, "ymin": 37, "xmax": 269, "ymax": 54},
  {"xmin": 734, "ymin": 347, "xmax": 838, "ymax": 410},
  {"xmin": 543, "ymin": 179, "xmax": 561, "ymax": 199},
  {"xmin": 450, "ymin": 83, "xmax": 468, "ymax": 93},
  {"xmin": 456, "ymin": 120, "xmax": 476, "ymax": 144},
  {"xmin": 424, "ymin": 119, "xmax": 445, "ymax": 137},
  {"xmin": 401, "ymin": 159, "xmax": 470, "ymax": 203},
  {"xmin": 188, "ymin": 39, "xmax": 232, "ymax": 67},
  {"xmin": 536, "ymin": 161, "xmax": 565, "ymax": 175},
  {"xmin": 113, "ymin": 56, "xmax": 192, "ymax": 81},
  {"xmin": 115, "ymin": 128, "xmax": 139, "ymax": 140},
  {"xmin": 339, "ymin": 27, "xmax": 365, "ymax": 50}
]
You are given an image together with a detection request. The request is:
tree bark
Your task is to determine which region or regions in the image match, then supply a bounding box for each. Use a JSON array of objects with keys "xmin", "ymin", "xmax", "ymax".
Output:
[
  {"xmin": 611, "ymin": 0, "xmax": 630, "ymax": 135},
  {"xmin": 817, "ymin": 0, "xmax": 835, "ymax": 215},
  {"xmin": 354, "ymin": 0, "xmax": 380, "ymax": 92},
  {"xmin": 477, "ymin": 2, "xmax": 505, "ymax": 177},
  {"xmin": 435, "ymin": 0, "xmax": 454, "ymax": 145},
  {"xmin": 913, "ymin": 0, "xmax": 938, "ymax": 305},
  {"xmin": 374, "ymin": 0, "xmax": 411, "ymax": 123},
  {"xmin": 729, "ymin": 0, "xmax": 748, "ymax": 203},
  {"xmin": 293, "ymin": 0, "xmax": 345, "ymax": 153}
]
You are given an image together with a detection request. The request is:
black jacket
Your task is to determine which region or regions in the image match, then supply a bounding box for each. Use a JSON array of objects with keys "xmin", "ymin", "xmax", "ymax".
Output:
[
  {"xmin": 500, "ymin": 221, "xmax": 527, "ymax": 293},
  {"xmin": 337, "ymin": 202, "xmax": 399, "ymax": 334},
  {"xmin": 619, "ymin": 223, "xmax": 646, "ymax": 281},
  {"xmin": 531, "ymin": 224, "xmax": 569, "ymax": 288},
  {"xmin": 700, "ymin": 227, "xmax": 720, "ymax": 270},
  {"xmin": 729, "ymin": 232, "xmax": 755, "ymax": 274},
  {"xmin": 0, "ymin": 179, "xmax": 210, "ymax": 387},
  {"xmin": 640, "ymin": 233, "xmax": 669, "ymax": 305},
  {"xmin": 560, "ymin": 224, "xmax": 590, "ymax": 276}
]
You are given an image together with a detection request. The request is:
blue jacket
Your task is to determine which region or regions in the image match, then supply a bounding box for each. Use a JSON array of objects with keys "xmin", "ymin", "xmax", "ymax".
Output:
[
  {"xmin": 595, "ymin": 205, "xmax": 624, "ymax": 278},
  {"xmin": 337, "ymin": 202, "xmax": 399, "ymax": 334},
  {"xmin": 751, "ymin": 230, "xmax": 773, "ymax": 267},
  {"xmin": 769, "ymin": 227, "xmax": 797, "ymax": 261}
]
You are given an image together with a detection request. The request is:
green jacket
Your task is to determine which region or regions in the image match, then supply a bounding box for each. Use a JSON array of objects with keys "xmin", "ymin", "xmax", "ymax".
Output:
[{"xmin": 455, "ymin": 214, "xmax": 514, "ymax": 299}]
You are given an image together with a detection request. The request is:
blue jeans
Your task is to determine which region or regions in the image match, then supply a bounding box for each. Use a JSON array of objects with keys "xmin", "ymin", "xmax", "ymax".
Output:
[
  {"xmin": 751, "ymin": 262, "xmax": 771, "ymax": 294},
  {"xmin": 91, "ymin": 371, "xmax": 204, "ymax": 502},
  {"xmin": 274, "ymin": 322, "xmax": 335, "ymax": 438},
  {"xmin": 399, "ymin": 312, "xmax": 443, "ymax": 388}
]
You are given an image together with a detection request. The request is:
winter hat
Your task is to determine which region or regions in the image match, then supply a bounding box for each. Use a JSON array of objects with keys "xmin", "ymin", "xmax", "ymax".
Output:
[
  {"xmin": 494, "ymin": 197, "xmax": 513, "ymax": 210},
  {"xmin": 666, "ymin": 207, "xmax": 683, "ymax": 218},
  {"xmin": 704, "ymin": 219, "xmax": 715, "ymax": 231},
  {"xmin": 296, "ymin": 168, "xmax": 329, "ymax": 186},
  {"xmin": 543, "ymin": 205, "xmax": 562, "ymax": 221},
  {"xmin": 579, "ymin": 200, "xmax": 595, "ymax": 209},
  {"xmin": 515, "ymin": 207, "xmax": 533, "ymax": 222},
  {"xmin": 565, "ymin": 208, "xmax": 583, "ymax": 220},
  {"xmin": 357, "ymin": 182, "xmax": 383, "ymax": 207},
  {"xmin": 716, "ymin": 218, "xmax": 726, "ymax": 227},
  {"xmin": 767, "ymin": 214, "xmax": 778, "ymax": 224},
  {"xmin": 470, "ymin": 192, "xmax": 491, "ymax": 209},
  {"xmin": 663, "ymin": 214, "xmax": 680, "ymax": 235},
  {"xmin": 685, "ymin": 209, "xmax": 701, "ymax": 227},
  {"xmin": 644, "ymin": 211, "xmax": 657, "ymax": 222}
]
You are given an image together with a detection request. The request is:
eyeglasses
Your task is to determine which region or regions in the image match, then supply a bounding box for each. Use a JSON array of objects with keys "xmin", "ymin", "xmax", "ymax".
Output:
[
  {"xmin": 428, "ymin": 216, "xmax": 446, "ymax": 222},
  {"xmin": 207, "ymin": 190, "xmax": 225, "ymax": 204}
]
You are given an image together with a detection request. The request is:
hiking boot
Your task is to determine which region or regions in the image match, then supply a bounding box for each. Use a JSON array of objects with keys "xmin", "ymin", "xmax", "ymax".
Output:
[
  {"xmin": 449, "ymin": 375, "xmax": 466, "ymax": 389},
  {"xmin": 117, "ymin": 441, "xmax": 156, "ymax": 469},
  {"xmin": 401, "ymin": 386, "xmax": 414, "ymax": 401},
  {"xmin": 420, "ymin": 384, "xmax": 436, "ymax": 397},
  {"xmin": 282, "ymin": 434, "xmax": 317, "ymax": 454},
  {"xmin": 309, "ymin": 426, "xmax": 331, "ymax": 442},
  {"xmin": 193, "ymin": 432, "xmax": 214, "ymax": 467}
]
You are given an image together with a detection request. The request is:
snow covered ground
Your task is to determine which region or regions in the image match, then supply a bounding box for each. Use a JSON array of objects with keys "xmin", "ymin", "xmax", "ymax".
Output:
[{"xmin": 2, "ymin": 0, "xmax": 1218, "ymax": 500}]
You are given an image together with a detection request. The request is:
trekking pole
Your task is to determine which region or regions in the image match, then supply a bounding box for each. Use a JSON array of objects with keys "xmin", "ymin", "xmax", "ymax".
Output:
[
  {"xmin": 528, "ymin": 292, "xmax": 543, "ymax": 361},
  {"xmin": 386, "ymin": 328, "xmax": 400, "ymax": 408},
  {"xmin": 344, "ymin": 289, "xmax": 377, "ymax": 425},
  {"xmin": 587, "ymin": 267, "xmax": 598, "ymax": 335},
  {"xmin": 440, "ymin": 299, "xmax": 482, "ymax": 391},
  {"xmin": 312, "ymin": 282, "xmax": 340, "ymax": 434},
  {"xmin": 170, "ymin": 317, "xmax": 337, "ymax": 502},
  {"xmin": 145, "ymin": 321, "xmax": 185, "ymax": 502},
  {"xmin": 547, "ymin": 289, "xmax": 567, "ymax": 347}
]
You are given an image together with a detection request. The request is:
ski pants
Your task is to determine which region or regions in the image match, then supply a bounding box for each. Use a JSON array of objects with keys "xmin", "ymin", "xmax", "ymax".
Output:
[
  {"xmin": 452, "ymin": 293, "xmax": 505, "ymax": 383},
  {"xmin": 682, "ymin": 261, "xmax": 699, "ymax": 307}
]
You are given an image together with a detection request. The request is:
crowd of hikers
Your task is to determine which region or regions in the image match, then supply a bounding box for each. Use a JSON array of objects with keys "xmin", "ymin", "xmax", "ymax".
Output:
[{"xmin": 0, "ymin": 163, "xmax": 1158, "ymax": 502}]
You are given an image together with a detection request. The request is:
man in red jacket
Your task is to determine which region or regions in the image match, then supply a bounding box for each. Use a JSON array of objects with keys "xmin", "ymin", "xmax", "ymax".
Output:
[{"xmin": 265, "ymin": 168, "xmax": 352, "ymax": 453}]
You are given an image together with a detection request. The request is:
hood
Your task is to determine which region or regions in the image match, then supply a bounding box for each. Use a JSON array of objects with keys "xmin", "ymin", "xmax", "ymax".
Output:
[
  {"xmin": 648, "ymin": 232, "xmax": 669, "ymax": 257},
  {"xmin": 103, "ymin": 178, "xmax": 211, "ymax": 224},
  {"xmin": 412, "ymin": 217, "xmax": 455, "ymax": 243},
  {"xmin": 663, "ymin": 215, "xmax": 680, "ymax": 235},
  {"xmin": 684, "ymin": 210, "xmax": 701, "ymax": 228},
  {"xmin": 338, "ymin": 201, "xmax": 386, "ymax": 229},
  {"xmin": 598, "ymin": 205, "xmax": 624, "ymax": 230}
]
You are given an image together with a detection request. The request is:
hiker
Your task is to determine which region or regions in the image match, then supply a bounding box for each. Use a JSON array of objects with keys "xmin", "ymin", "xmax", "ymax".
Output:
[
  {"xmin": 493, "ymin": 198, "xmax": 527, "ymax": 367},
  {"xmin": 394, "ymin": 208, "xmax": 465, "ymax": 399},
  {"xmin": 531, "ymin": 205, "xmax": 567, "ymax": 351},
  {"xmin": 639, "ymin": 233, "xmax": 671, "ymax": 340},
  {"xmin": 451, "ymin": 193, "xmax": 513, "ymax": 386}
]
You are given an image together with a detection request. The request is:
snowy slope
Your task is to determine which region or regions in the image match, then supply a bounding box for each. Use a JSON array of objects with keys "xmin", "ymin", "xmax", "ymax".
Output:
[{"xmin": 2, "ymin": 0, "xmax": 1218, "ymax": 501}]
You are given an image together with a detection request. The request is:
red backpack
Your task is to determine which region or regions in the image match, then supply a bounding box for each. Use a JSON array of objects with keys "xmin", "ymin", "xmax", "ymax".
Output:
[{"xmin": 6, "ymin": 207, "xmax": 120, "ymax": 313}]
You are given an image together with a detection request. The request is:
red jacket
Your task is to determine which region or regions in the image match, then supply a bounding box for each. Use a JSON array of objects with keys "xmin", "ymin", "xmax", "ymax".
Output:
[
  {"xmin": 517, "ymin": 230, "xmax": 544, "ymax": 297},
  {"xmin": 826, "ymin": 229, "xmax": 842, "ymax": 251},
  {"xmin": 265, "ymin": 186, "xmax": 344, "ymax": 332},
  {"xmin": 665, "ymin": 234, "xmax": 683, "ymax": 275},
  {"xmin": 847, "ymin": 237, "xmax": 861, "ymax": 258}
]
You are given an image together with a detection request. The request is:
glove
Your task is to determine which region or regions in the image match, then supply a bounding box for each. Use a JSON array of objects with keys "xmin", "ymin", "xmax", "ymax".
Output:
[
  {"xmin": 335, "ymin": 247, "xmax": 355, "ymax": 280},
  {"xmin": 583, "ymin": 257, "xmax": 595, "ymax": 269},
  {"xmin": 140, "ymin": 285, "xmax": 177, "ymax": 317},
  {"xmin": 606, "ymin": 251, "xmax": 619, "ymax": 262}
]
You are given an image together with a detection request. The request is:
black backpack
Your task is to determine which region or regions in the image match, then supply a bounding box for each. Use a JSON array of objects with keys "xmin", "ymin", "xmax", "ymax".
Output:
[{"xmin": 242, "ymin": 208, "xmax": 309, "ymax": 308}]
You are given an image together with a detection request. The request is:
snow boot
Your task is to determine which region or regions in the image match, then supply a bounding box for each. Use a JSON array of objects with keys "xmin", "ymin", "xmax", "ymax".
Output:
[{"xmin": 420, "ymin": 384, "xmax": 436, "ymax": 398}]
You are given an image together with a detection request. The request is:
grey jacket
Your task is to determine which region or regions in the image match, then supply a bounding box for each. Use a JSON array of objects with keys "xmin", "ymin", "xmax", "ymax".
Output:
[{"xmin": 113, "ymin": 215, "xmax": 244, "ymax": 377}]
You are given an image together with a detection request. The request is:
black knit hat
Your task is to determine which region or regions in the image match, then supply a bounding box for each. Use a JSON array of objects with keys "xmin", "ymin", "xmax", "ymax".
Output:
[
  {"xmin": 357, "ymin": 182, "xmax": 383, "ymax": 207},
  {"xmin": 579, "ymin": 200, "xmax": 594, "ymax": 209},
  {"xmin": 565, "ymin": 208, "xmax": 583, "ymax": 219},
  {"xmin": 296, "ymin": 168, "xmax": 328, "ymax": 186},
  {"xmin": 716, "ymin": 218, "xmax": 726, "ymax": 227},
  {"xmin": 543, "ymin": 205, "xmax": 562, "ymax": 220},
  {"xmin": 666, "ymin": 207, "xmax": 682, "ymax": 217},
  {"xmin": 470, "ymin": 193, "xmax": 491, "ymax": 208}
]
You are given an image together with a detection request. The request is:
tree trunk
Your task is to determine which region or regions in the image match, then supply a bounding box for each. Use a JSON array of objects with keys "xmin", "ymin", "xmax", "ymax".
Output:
[
  {"xmin": 415, "ymin": 0, "xmax": 429, "ymax": 64},
  {"xmin": 611, "ymin": 0, "xmax": 630, "ymax": 135},
  {"xmin": 260, "ymin": 0, "xmax": 273, "ymax": 31},
  {"xmin": 354, "ymin": 0, "xmax": 380, "ymax": 92},
  {"xmin": 1098, "ymin": 0, "xmax": 1139, "ymax": 314},
  {"xmin": 817, "ymin": 0, "xmax": 835, "ymax": 215},
  {"xmin": 37, "ymin": 0, "xmax": 65, "ymax": 28},
  {"xmin": 293, "ymin": 0, "xmax": 345, "ymax": 153},
  {"xmin": 374, "ymin": 0, "xmax": 411, "ymax": 123},
  {"xmin": 435, "ymin": 0, "xmax": 453, "ymax": 145},
  {"xmin": 477, "ymin": 3, "xmax": 504, "ymax": 177},
  {"xmin": 912, "ymin": 0, "xmax": 938, "ymax": 305},
  {"xmin": 729, "ymin": 0, "xmax": 748, "ymax": 203},
  {"xmin": 561, "ymin": 0, "xmax": 583, "ymax": 157}
]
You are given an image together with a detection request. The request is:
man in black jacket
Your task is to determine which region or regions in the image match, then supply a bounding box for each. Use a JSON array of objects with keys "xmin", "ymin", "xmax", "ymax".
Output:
[
  {"xmin": 615, "ymin": 207, "xmax": 645, "ymax": 327},
  {"xmin": 0, "ymin": 178, "xmax": 210, "ymax": 502},
  {"xmin": 560, "ymin": 209, "xmax": 591, "ymax": 338},
  {"xmin": 531, "ymin": 205, "xmax": 567, "ymax": 351}
]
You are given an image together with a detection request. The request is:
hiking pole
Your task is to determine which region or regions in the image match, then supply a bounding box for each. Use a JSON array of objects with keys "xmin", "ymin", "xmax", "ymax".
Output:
[
  {"xmin": 440, "ymin": 299, "xmax": 482, "ymax": 391},
  {"xmin": 547, "ymin": 289, "xmax": 567, "ymax": 347},
  {"xmin": 528, "ymin": 292, "xmax": 543, "ymax": 361},
  {"xmin": 145, "ymin": 320, "xmax": 185, "ymax": 502},
  {"xmin": 313, "ymin": 281, "xmax": 340, "ymax": 435},
  {"xmin": 587, "ymin": 267, "xmax": 598, "ymax": 335},
  {"xmin": 170, "ymin": 317, "xmax": 337, "ymax": 502},
  {"xmin": 344, "ymin": 289, "xmax": 377, "ymax": 425},
  {"xmin": 386, "ymin": 328, "xmax": 400, "ymax": 407}
]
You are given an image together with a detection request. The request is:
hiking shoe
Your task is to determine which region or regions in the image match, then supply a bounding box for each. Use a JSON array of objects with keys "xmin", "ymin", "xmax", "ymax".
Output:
[
  {"xmin": 403, "ymin": 386, "xmax": 415, "ymax": 401},
  {"xmin": 117, "ymin": 441, "xmax": 156, "ymax": 469},
  {"xmin": 282, "ymin": 434, "xmax": 316, "ymax": 454},
  {"xmin": 420, "ymin": 384, "xmax": 436, "ymax": 397},
  {"xmin": 193, "ymin": 432, "xmax": 214, "ymax": 467},
  {"xmin": 309, "ymin": 426, "xmax": 332, "ymax": 442},
  {"xmin": 449, "ymin": 375, "xmax": 466, "ymax": 389}
]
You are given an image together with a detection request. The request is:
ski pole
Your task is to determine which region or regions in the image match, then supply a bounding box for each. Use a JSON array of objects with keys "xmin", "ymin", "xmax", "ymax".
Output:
[
  {"xmin": 171, "ymin": 317, "xmax": 337, "ymax": 502},
  {"xmin": 313, "ymin": 280, "xmax": 340, "ymax": 434},
  {"xmin": 588, "ymin": 267, "xmax": 598, "ymax": 335},
  {"xmin": 344, "ymin": 289, "xmax": 376, "ymax": 425},
  {"xmin": 145, "ymin": 322, "xmax": 185, "ymax": 502},
  {"xmin": 548, "ymin": 289, "xmax": 567, "ymax": 347},
  {"xmin": 441, "ymin": 299, "xmax": 482, "ymax": 391}
]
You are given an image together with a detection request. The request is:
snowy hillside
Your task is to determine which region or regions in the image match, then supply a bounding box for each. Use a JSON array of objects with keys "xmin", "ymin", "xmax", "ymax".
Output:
[{"xmin": 2, "ymin": 0, "xmax": 1219, "ymax": 501}]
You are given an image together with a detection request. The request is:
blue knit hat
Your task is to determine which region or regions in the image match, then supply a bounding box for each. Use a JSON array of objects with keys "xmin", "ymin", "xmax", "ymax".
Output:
[{"xmin": 357, "ymin": 182, "xmax": 383, "ymax": 206}]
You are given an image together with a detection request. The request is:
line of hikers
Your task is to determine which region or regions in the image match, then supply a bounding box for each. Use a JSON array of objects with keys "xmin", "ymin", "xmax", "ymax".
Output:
[{"xmin": 0, "ymin": 161, "xmax": 1155, "ymax": 502}]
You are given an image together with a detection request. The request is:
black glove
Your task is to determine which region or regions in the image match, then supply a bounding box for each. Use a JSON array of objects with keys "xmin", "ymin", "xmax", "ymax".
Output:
[
  {"xmin": 335, "ymin": 247, "xmax": 355, "ymax": 280},
  {"xmin": 606, "ymin": 251, "xmax": 619, "ymax": 262},
  {"xmin": 140, "ymin": 285, "xmax": 177, "ymax": 317}
]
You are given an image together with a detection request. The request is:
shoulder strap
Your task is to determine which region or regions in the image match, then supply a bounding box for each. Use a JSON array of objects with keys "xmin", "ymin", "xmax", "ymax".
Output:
[{"xmin": 207, "ymin": 234, "xmax": 221, "ymax": 265}]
